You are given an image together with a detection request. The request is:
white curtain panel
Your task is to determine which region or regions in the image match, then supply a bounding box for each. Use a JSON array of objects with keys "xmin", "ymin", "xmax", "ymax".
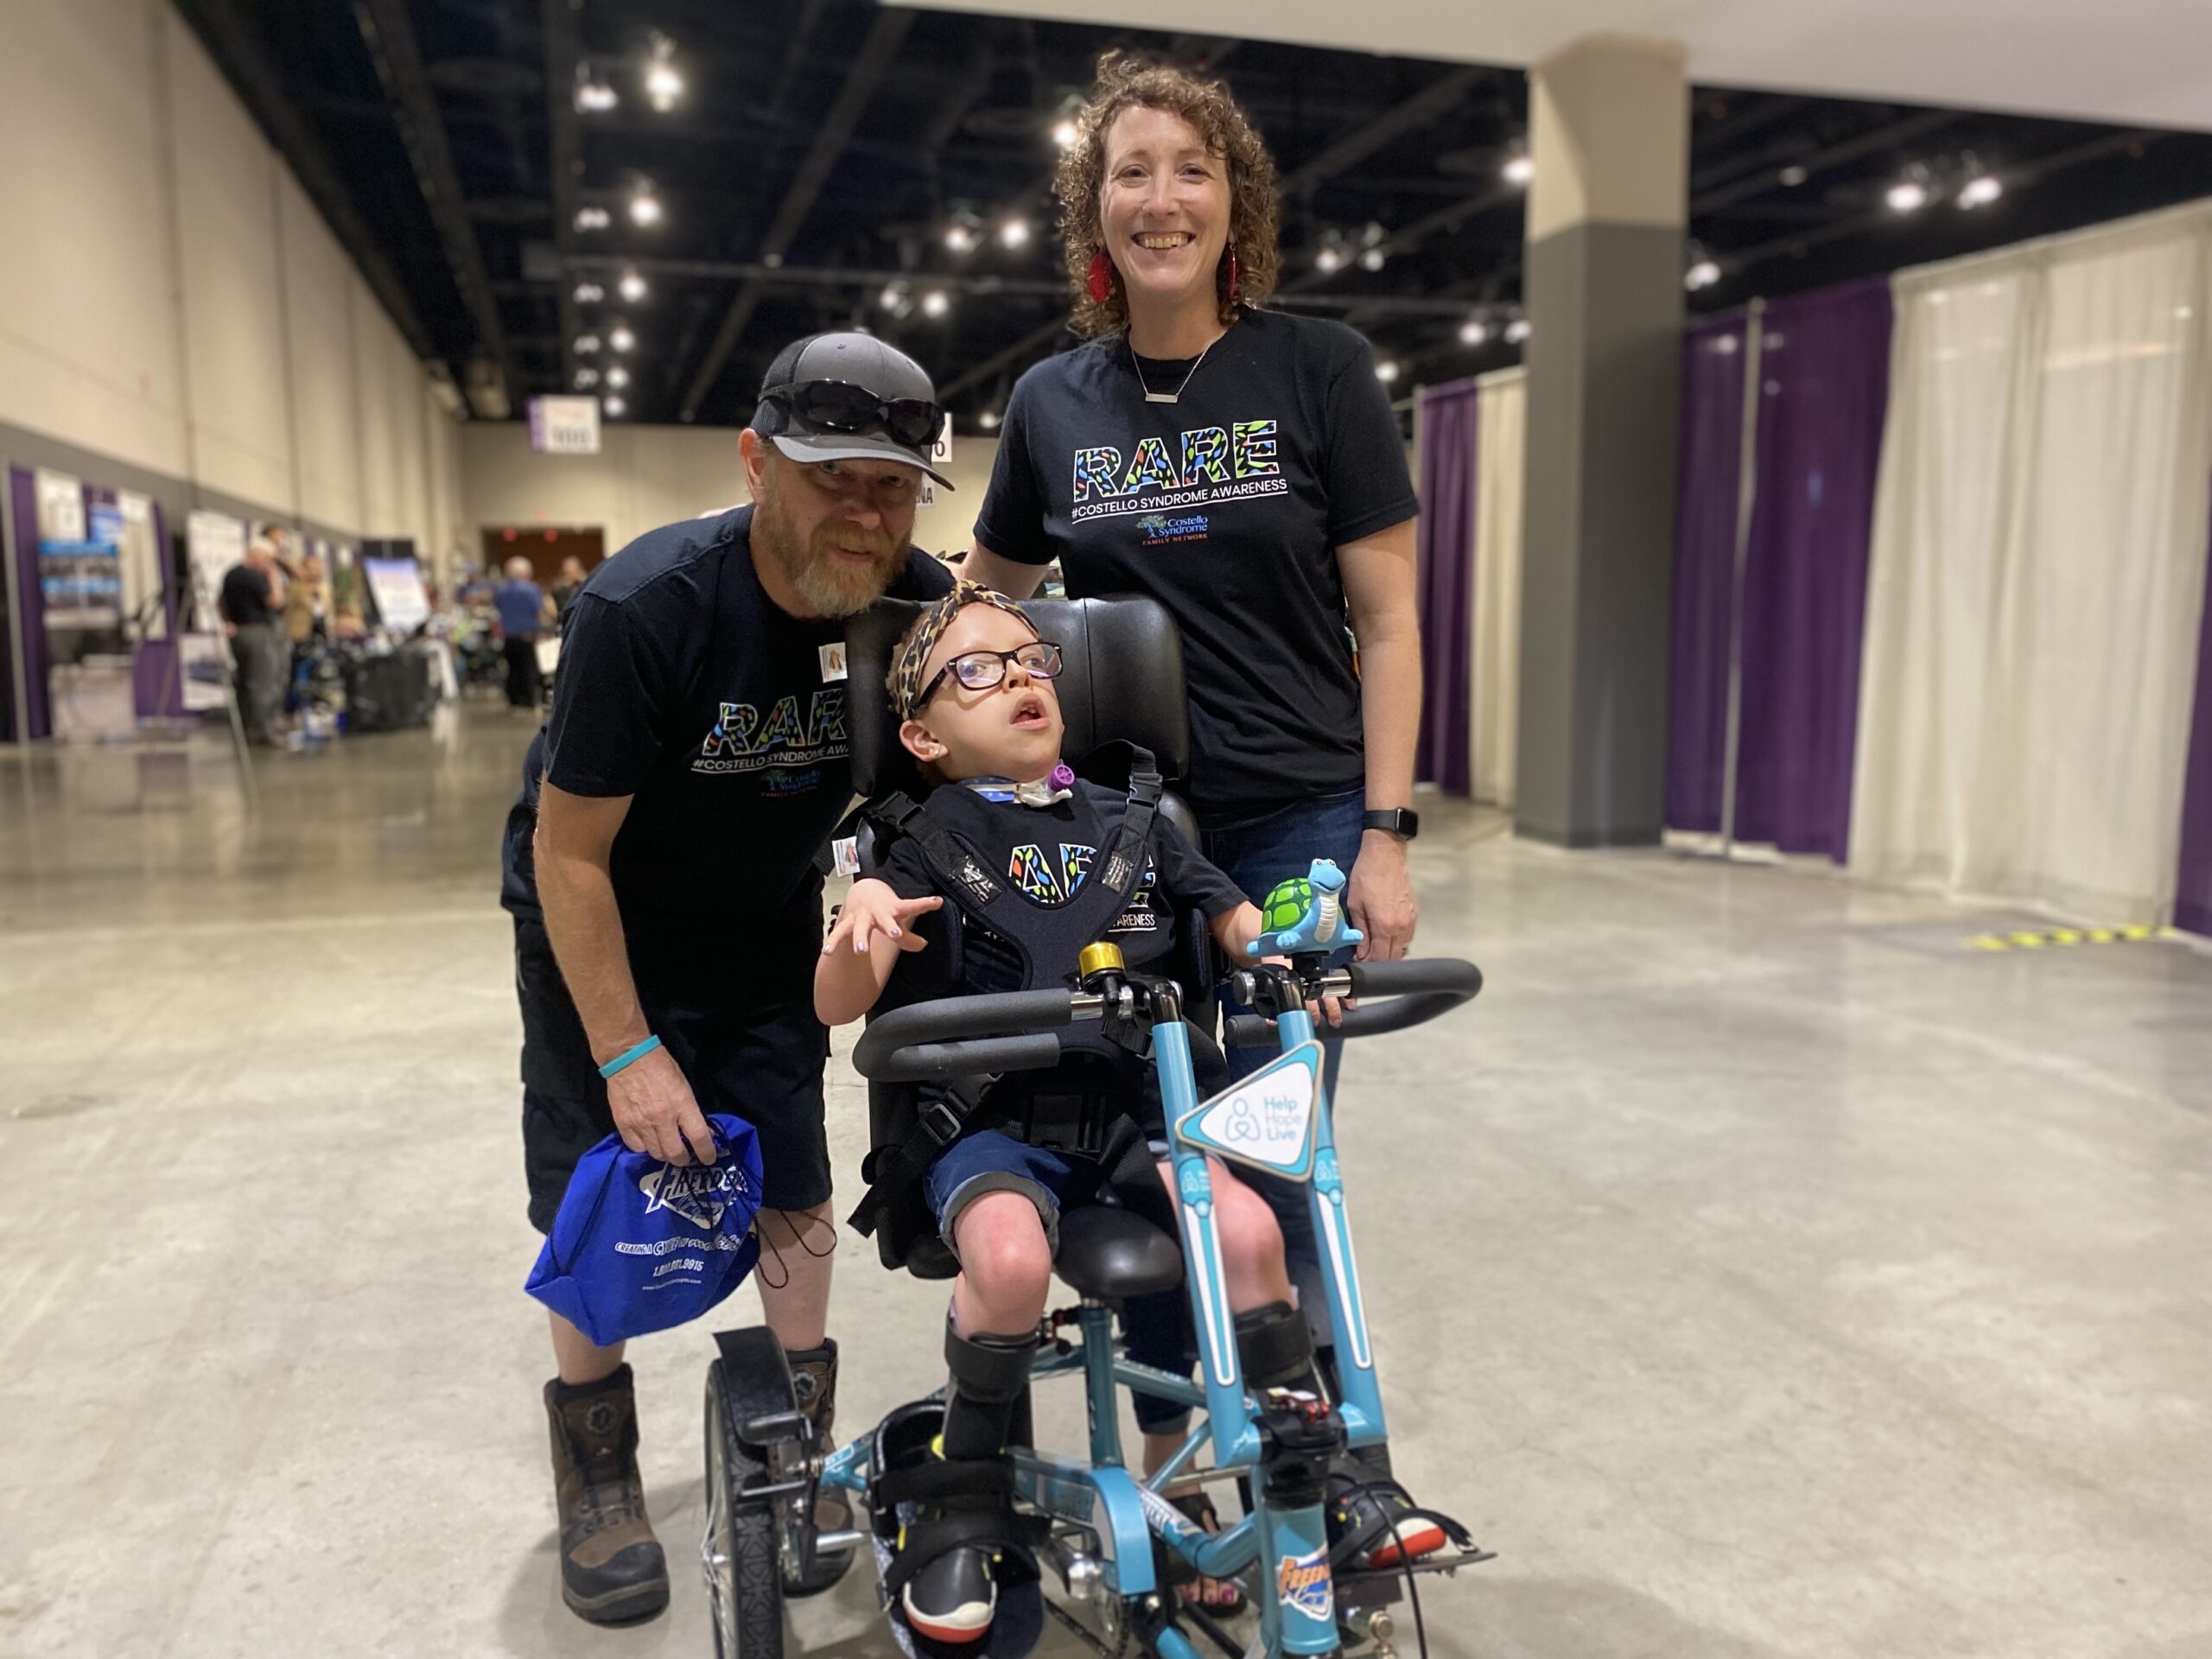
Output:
[
  {"xmin": 1470, "ymin": 367, "xmax": 1527, "ymax": 808},
  {"xmin": 1852, "ymin": 202, "xmax": 2212, "ymax": 923}
]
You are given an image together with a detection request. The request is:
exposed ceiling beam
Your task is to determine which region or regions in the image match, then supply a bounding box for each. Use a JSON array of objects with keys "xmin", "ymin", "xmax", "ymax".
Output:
[
  {"xmin": 168, "ymin": 0, "xmax": 436, "ymax": 361},
  {"xmin": 1713, "ymin": 126, "xmax": 2171, "ymax": 277},
  {"xmin": 1692, "ymin": 107, "xmax": 1961, "ymax": 216},
  {"xmin": 678, "ymin": 7, "xmax": 917, "ymax": 420},
  {"xmin": 354, "ymin": 0, "xmax": 511, "ymax": 405},
  {"xmin": 1277, "ymin": 67, "xmax": 1486, "ymax": 195},
  {"xmin": 937, "ymin": 317, "xmax": 1069, "ymax": 403},
  {"xmin": 541, "ymin": 0, "xmax": 585, "ymax": 401}
]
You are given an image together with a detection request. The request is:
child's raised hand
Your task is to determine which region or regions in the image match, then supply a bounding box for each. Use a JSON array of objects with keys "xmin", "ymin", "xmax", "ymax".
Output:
[{"xmin": 823, "ymin": 878, "xmax": 941, "ymax": 957}]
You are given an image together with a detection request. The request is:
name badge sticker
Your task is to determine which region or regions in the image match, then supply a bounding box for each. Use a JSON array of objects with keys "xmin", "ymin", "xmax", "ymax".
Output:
[
  {"xmin": 830, "ymin": 836, "xmax": 860, "ymax": 876},
  {"xmin": 818, "ymin": 641, "xmax": 849, "ymax": 683}
]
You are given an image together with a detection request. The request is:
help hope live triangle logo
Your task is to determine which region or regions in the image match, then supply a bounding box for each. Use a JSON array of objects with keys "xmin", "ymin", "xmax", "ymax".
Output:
[{"xmin": 1174, "ymin": 1041, "xmax": 1322, "ymax": 1182}]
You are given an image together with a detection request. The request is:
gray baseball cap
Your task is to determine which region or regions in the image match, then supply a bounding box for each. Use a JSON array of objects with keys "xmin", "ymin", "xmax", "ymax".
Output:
[{"xmin": 749, "ymin": 332, "xmax": 953, "ymax": 488}]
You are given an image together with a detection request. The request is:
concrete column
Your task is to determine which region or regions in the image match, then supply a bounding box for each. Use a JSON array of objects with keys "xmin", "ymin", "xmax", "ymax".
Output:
[{"xmin": 1514, "ymin": 35, "xmax": 1688, "ymax": 847}]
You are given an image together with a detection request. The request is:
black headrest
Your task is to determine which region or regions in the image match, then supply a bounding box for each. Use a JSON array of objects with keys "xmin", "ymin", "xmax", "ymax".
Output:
[{"xmin": 845, "ymin": 592, "xmax": 1191, "ymax": 800}]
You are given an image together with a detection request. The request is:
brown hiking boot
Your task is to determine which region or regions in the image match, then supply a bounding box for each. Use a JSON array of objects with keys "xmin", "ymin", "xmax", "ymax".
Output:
[
  {"xmin": 544, "ymin": 1365, "xmax": 670, "ymax": 1623},
  {"xmin": 783, "ymin": 1340, "xmax": 856, "ymax": 1594}
]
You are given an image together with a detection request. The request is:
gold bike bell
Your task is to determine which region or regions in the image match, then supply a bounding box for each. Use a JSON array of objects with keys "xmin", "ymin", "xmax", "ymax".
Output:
[{"xmin": 1077, "ymin": 941, "xmax": 1126, "ymax": 981}]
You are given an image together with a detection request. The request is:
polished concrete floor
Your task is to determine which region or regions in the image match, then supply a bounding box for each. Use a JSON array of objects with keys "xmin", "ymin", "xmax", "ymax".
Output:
[{"xmin": 3, "ymin": 703, "xmax": 2209, "ymax": 1659}]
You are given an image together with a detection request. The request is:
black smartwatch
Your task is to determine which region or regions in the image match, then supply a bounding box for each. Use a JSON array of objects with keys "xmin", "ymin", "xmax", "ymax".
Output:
[{"xmin": 1362, "ymin": 807, "xmax": 1420, "ymax": 842}]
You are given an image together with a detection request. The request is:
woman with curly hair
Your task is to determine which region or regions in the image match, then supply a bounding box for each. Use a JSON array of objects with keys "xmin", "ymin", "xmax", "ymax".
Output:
[{"xmin": 958, "ymin": 48, "xmax": 1433, "ymax": 1611}]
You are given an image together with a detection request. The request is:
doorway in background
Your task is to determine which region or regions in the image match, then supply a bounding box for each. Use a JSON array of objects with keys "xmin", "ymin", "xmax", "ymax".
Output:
[{"xmin": 483, "ymin": 525, "xmax": 606, "ymax": 585}]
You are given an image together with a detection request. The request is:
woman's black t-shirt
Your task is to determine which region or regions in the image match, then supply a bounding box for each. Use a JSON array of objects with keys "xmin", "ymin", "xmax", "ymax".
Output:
[{"xmin": 974, "ymin": 308, "xmax": 1416, "ymax": 828}]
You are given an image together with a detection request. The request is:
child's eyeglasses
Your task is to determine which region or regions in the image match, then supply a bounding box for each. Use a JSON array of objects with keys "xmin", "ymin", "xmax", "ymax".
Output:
[{"xmin": 917, "ymin": 640, "xmax": 1064, "ymax": 708}]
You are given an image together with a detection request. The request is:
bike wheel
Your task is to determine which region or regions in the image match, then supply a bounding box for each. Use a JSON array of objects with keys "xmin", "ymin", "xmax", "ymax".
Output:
[{"xmin": 702, "ymin": 1338, "xmax": 791, "ymax": 1658}]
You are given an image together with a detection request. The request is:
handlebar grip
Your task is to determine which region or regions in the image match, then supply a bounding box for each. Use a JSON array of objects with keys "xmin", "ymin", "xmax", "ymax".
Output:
[
  {"xmin": 1334, "ymin": 957, "xmax": 1482, "ymax": 1039},
  {"xmin": 1224, "ymin": 1014, "xmax": 1279, "ymax": 1048},
  {"xmin": 860, "ymin": 1033, "xmax": 1065, "ymax": 1083},
  {"xmin": 1228, "ymin": 957, "xmax": 1483, "ymax": 1046},
  {"xmin": 851, "ymin": 988, "xmax": 1076, "ymax": 1081}
]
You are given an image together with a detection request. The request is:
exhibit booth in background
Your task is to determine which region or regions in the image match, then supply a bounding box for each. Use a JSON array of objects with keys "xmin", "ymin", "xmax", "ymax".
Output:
[
  {"xmin": 1414, "ymin": 194, "xmax": 2212, "ymax": 938},
  {"xmin": 4, "ymin": 463, "xmax": 182, "ymax": 744}
]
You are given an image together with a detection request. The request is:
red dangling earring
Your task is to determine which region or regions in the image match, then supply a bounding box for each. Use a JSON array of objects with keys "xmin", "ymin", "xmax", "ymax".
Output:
[
  {"xmin": 1226, "ymin": 248, "xmax": 1240, "ymax": 302},
  {"xmin": 1087, "ymin": 251, "xmax": 1112, "ymax": 306}
]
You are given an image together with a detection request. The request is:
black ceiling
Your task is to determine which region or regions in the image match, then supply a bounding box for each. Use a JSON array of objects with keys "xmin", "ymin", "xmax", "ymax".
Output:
[{"xmin": 180, "ymin": 0, "xmax": 2212, "ymax": 430}]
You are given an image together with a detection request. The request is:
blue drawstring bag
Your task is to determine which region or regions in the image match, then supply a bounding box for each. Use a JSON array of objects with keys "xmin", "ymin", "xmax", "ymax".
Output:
[{"xmin": 525, "ymin": 1114, "xmax": 766, "ymax": 1346}]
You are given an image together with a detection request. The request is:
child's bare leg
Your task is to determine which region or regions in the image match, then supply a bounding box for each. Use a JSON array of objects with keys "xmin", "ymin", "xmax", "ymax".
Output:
[{"xmin": 950, "ymin": 1189, "xmax": 1053, "ymax": 1336}]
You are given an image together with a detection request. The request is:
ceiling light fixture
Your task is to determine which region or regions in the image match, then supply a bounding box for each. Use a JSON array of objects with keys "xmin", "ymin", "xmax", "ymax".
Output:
[
  {"xmin": 574, "ymin": 367, "xmax": 600, "ymax": 390},
  {"xmin": 979, "ymin": 409, "xmax": 1001, "ymax": 429},
  {"xmin": 606, "ymin": 365, "xmax": 630, "ymax": 389},
  {"xmin": 618, "ymin": 270, "xmax": 647, "ymax": 302},
  {"xmin": 1358, "ymin": 248, "xmax": 1386, "ymax": 271},
  {"xmin": 608, "ymin": 324, "xmax": 635, "ymax": 353},
  {"xmin": 1459, "ymin": 318, "xmax": 1489, "ymax": 346},
  {"xmin": 629, "ymin": 181, "xmax": 664, "ymax": 226},
  {"xmin": 1958, "ymin": 175, "xmax": 2004, "ymax": 208},
  {"xmin": 644, "ymin": 35, "xmax": 683, "ymax": 112},
  {"xmin": 573, "ymin": 63, "xmax": 617, "ymax": 114},
  {"xmin": 945, "ymin": 221, "xmax": 980, "ymax": 255},
  {"xmin": 1375, "ymin": 359, "xmax": 1401, "ymax": 384},
  {"xmin": 879, "ymin": 283, "xmax": 909, "ymax": 314},
  {"xmin": 921, "ymin": 289, "xmax": 950, "ymax": 319},
  {"xmin": 1886, "ymin": 179, "xmax": 1929, "ymax": 213},
  {"xmin": 1053, "ymin": 119, "xmax": 1078, "ymax": 149},
  {"xmin": 573, "ymin": 281, "xmax": 604, "ymax": 303},
  {"xmin": 603, "ymin": 396, "xmax": 626, "ymax": 416},
  {"xmin": 1315, "ymin": 246, "xmax": 1345, "ymax": 274},
  {"xmin": 1503, "ymin": 151, "xmax": 1535, "ymax": 187},
  {"xmin": 1505, "ymin": 318, "xmax": 1532, "ymax": 344},
  {"xmin": 574, "ymin": 333, "xmax": 601, "ymax": 354},
  {"xmin": 1686, "ymin": 258, "xmax": 1722, "ymax": 290},
  {"xmin": 1778, "ymin": 164, "xmax": 1808, "ymax": 188},
  {"xmin": 1000, "ymin": 218, "xmax": 1032, "ymax": 250},
  {"xmin": 574, "ymin": 206, "xmax": 611, "ymax": 232}
]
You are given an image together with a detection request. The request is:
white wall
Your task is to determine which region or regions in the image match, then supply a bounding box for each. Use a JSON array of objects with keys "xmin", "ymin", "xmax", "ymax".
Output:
[
  {"xmin": 459, "ymin": 424, "xmax": 999, "ymax": 561},
  {"xmin": 0, "ymin": 0, "xmax": 457, "ymax": 553},
  {"xmin": 0, "ymin": 0, "xmax": 188, "ymax": 479}
]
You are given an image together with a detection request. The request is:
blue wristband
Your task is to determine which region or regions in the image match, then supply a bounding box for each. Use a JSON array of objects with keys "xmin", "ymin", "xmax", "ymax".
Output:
[{"xmin": 597, "ymin": 1033, "xmax": 662, "ymax": 1080}]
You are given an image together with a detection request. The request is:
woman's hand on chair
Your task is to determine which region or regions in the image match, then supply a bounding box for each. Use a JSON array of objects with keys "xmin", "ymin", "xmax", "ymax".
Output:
[{"xmin": 1348, "ymin": 831, "xmax": 1417, "ymax": 962}]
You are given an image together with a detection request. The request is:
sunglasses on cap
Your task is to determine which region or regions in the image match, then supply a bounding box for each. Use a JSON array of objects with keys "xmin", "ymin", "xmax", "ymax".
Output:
[
  {"xmin": 763, "ymin": 379, "xmax": 944, "ymax": 450},
  {"xmin": 917, "ymin": 640, "xmax": 1065, "ymax": 709}
]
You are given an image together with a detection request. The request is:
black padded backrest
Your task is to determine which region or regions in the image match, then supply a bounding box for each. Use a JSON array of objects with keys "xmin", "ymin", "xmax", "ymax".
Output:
[{"xmin": 845, "ymin": 592, "xmax": 1192, "ymax": 800}]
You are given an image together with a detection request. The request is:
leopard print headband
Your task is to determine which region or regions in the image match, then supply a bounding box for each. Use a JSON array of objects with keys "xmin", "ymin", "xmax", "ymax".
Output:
[{"xmin": 887, "ymin": 580, "xmax": 1036, "ymax": 719}]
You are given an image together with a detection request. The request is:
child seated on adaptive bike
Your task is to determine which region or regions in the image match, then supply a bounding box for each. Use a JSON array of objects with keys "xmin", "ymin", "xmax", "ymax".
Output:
[{"xmin": 815, "ymin": 583, "xmax": 1440, "ymax": 1649}]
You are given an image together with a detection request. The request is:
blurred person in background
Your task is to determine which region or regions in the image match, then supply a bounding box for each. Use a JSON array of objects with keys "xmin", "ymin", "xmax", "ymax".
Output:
[{"xmin": 495, "ymin": 555, "xmax": 549, "ymax": 711}]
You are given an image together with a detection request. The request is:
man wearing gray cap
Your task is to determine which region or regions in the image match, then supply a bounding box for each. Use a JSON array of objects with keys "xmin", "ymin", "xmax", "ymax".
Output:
[{"xmin": 499, "ymin": 333, "xmax": 955, "ymax": 1624}]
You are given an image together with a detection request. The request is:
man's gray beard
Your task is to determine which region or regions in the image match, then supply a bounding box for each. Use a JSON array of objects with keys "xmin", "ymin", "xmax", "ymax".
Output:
[{"xmin": 758, "ymin": 516, "xmax": 899, "ymax": 619}]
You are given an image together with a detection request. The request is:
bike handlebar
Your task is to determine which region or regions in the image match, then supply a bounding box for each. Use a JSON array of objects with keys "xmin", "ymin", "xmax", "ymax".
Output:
[
  {"xmin": 849, "ymin": 958, "xmax": 1483, "ymax": 1084},
  {"xmin": 851, "ymin": 988, "xmax": 1078, "ymax": 1082},
  {"xmin": 1223, "ymin": 957, "xmax": 1484, "ymax": 1048}
]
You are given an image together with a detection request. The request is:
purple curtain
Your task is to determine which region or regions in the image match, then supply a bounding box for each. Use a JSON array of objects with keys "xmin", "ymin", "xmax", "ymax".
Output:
[
  {"xmin": 2175, "ymin": 510, "xmax": 2212, "ymax": 938},
  {"xmin": 1414, "ymin": 378, "xmax": 1480, "ymax": 796},
  {"xmin": 8, "ymin": 466, "xmax": 49, "ymax": 741},
  {"xmin": 1730, "ymin": 279, "xmax": 1893, "ymax": 859},
  {"xmin": 1665, "ymin": 314, "xmax": 1751, "ymax": 830}
]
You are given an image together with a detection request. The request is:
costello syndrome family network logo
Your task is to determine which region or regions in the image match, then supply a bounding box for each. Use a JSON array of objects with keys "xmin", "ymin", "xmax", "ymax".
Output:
[{"xmin": 1138, "ymin": 512, "xmax": 1211, "ymax": 546}]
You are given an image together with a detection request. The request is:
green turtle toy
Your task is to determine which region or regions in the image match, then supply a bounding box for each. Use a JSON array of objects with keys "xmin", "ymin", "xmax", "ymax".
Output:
[{"xmin": 1249, "ymin": 858, "xmax": 1363, "ymax": 957}]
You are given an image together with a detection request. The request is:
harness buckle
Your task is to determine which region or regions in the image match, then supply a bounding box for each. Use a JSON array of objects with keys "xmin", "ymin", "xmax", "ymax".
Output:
[{"xmin": 918, "ymin": 1096, "xmax": 965, "ymax": 1148}]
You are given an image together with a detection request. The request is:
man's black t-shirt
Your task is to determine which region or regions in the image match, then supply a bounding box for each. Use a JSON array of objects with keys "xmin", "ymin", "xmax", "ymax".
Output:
[
  {"xmin": 499, "ymin": 505, "xmax": 953, "ymax": 958},
  {"xmin": 974, "ymin": 308, "xmax": 1416, "ymax": 828},
  {"xmin": 875, "ymin": 780, "xmax": 1247, "ymax": 1001},
  {"xmin": 219, "ymin": 563, "xmax": 275, "ymax": 627}
]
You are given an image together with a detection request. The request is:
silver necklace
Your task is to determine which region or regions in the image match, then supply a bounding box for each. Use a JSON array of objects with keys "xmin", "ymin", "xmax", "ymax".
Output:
[{"xmin": 1131, "ymin": 334, "xmax": 1217, "ymax": 404}]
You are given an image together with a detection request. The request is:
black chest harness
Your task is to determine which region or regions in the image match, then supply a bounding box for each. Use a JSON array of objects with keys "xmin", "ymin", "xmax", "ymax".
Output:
[{"xmin": 848, "ymin": 750, "xmax": 1187, "ymax": 1244}]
